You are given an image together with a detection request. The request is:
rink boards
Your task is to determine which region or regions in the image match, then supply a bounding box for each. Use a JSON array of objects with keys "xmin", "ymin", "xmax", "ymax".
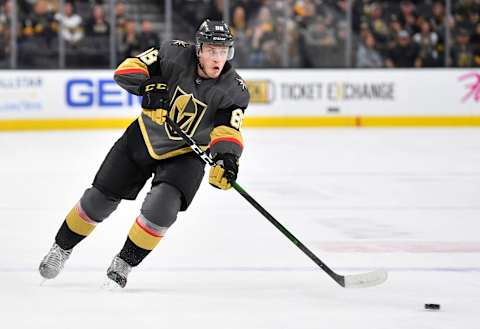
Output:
[{"xmin": 0, "ymin": 68, "xmax": 480, "ymax": 130}]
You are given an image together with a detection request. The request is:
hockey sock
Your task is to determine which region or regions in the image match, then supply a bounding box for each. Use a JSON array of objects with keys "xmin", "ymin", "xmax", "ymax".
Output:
[
  {"xmin": 55, "ymin": 202, "xmax": 98, "ymax": 250},
  {"xmin": 119, "ymin": 215, "xmax": 167, "ymax": 266}
]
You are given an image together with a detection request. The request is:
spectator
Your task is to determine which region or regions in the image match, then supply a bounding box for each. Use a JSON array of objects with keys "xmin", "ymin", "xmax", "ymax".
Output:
[
  {"xmin": 82, "ymin": 3, "xmax": 109, "ymax": 67},
  {"xmin": 302, "ymin": 16, "xmax": 336, "ymax": 67},
  {"xmin": 450, "ymin": 28, "xmax": 480, "ymax": 67},
  {"xmin": 352, "ymin": 0, "xmax": 372, "ymax": 32},
  {"xmin": 55, "ymin": 1, "xmax": 83, "ymax": 45},
  {"xmin": 0, "ymin": 0, "xmax": 12, "ymax": 24},
  {"xmin": 398, "ymin": 0, "xmax": 417, "ymax": 34},
  {"xmin": 356, "ymin": 31, "xmax": 383, "ymax": 67},
  {"xmin": 205, "ymin": 0, "xmax": 224, "ymax": 21},
  {"xmin": 453, "ymin": 0, "xmax": 480, "ymax": 31},
  {"xmin": 84, "ymin": 3, "xmax": 109, "ymax": 37},
  {"xmin": 138, "ymin": 20, "xmax": 159, "ymax": 50},
  {"xmin": 0, "ymin": 0, "xmax": 11, "ymax": 66},
  {"xmin": 386, "ymin": 14, "xmax": 403, "ymax": 51},
  {"xmin": 331, "ymin": 20, "xmax": 349, "ymax": 67},
  {"xmin": 45, "ymin": 0, "xmax": 59, "ymax": 12},
  {"xmin": 18, "ymin": 0, "xmax": 35, "ymax": 16},
  {"xmin": 0, "ymin": 21, "xmax": 9, "ymax": 67},
  {"xmin": 236, "ymin": 0, "xmax": 263, "ymax": 21},
  {"xmin": 19, "ymin": 0, "xmax": 59, "ymax": 67},
  {"xmin": 115, "ymin": 1, "xmax": 127, "ymax": 34},
  {"xmin": 21, "ymin": 0, "xmax": 58, "ymax": 44},
  {"xmin": 173, "ymin": 0, "xmax": 205, "ymax": 31},
  {"xmin": 335, "ymin": 0, "xmax": 349, "ymax": 16},
  {"xmin": 470, "ymin": 22, "xmax": 480, "ymax": 49},
  {"xmin": 367, "ymin": 2, "xmax": 389, "ymax": 47},
  {"xmin": 114, "ymin": 1, "xmax": 127, "ymax": 61},
  {"xmin": 413, "ymin": 20, "xmax": 441, "ymax": 67},
  {"xmin": 294, "ymin": 0, "xmax": 318, "ymax": 67},
  {"xmin": 230, "ymin": 4, "xmax": 251, "ymax": 67},
  {"xmin": 385, "ymin": 30, "xmax": 421, "ymax": 67},
  {"xmin": 260, "ymin": 38, "xmax": 282, "ymax": 67},
  {"xmin": 122, "ymin": 20, "xmax": 140, "ymax": 57},
  {"xmin": 464, "ymin": 11, "xmax": 480, "ymax": 32},
  {"xmin": 231, "ymin": 4, "xmax": 248, "ymax": 34},
  {"xmin": 249, "ymin": 5, "xmax": 277, "ymax": 67},
  {"xmin": 273, "ymin": 17, "xmax": 301, "ymax": 67},
  {"xmin": 429, "ymin": 1, "xmax": 446, "ymax": 37}
]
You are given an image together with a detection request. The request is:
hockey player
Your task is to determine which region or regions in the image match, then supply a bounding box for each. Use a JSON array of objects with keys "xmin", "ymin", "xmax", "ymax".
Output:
[{"xmin": 39, "ymin": 19, "xmax": 250, "ymax": 288}]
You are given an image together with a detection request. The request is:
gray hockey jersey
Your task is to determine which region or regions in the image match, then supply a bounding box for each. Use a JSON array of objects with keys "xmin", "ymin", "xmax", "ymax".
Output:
[{"xmin": 114, "ymin": 40, "xmax": 249, "ymax": 160}]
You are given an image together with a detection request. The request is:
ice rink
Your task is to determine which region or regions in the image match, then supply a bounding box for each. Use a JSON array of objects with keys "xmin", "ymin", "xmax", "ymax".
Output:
[{"xmin": 1, "ymin": 127, "xmax": 479, "ymax": 328}]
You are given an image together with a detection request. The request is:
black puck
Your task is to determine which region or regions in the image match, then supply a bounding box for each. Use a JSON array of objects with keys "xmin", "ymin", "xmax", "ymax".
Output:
[{"xmin": 425, "ymin": 303, "xmax": 440, "ymax": 310}]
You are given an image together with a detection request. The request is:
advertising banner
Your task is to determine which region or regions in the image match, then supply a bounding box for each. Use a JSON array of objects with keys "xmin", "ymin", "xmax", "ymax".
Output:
[
  {"xmin": 242, "ymin": 69, "xmax": 480, "ymax": 117},
  {"xmin": 0, "ymin": 71, "xmax": 140, "ymax": 119},
  {"xmin": 0, "ymin": 69, "xmax": 479, "ymax": 129}
]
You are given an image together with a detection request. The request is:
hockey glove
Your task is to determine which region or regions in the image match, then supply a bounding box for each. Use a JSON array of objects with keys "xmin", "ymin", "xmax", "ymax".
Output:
[
  {"xmin": 209, "ymin": 153, "xmax": 239, "ymax": 190},
  {"xmin": 140, "ymin": 77, "xmax": 169, "ymax": 125}
]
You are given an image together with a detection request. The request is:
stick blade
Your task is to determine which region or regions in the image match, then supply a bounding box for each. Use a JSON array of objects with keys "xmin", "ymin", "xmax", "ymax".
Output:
[{"xmin": 343, "ymin": 269, "xmax": 388, "ymax": 288}]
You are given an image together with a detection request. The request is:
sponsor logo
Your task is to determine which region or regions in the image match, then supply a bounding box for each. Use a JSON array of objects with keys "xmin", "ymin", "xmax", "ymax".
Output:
[
  {"xmin": 65, "ymin": 78, "xmax": 141, "ymax": 108},
  {"xmin": 459, "ymin": 72, "xmax": 480, "ymax": 103},
  {"xmin": 281, "ymin": 83, "xmax": 323, "ymax": 100},
  {"xmin": 248, "ymin": 80, "xmax": 394, "ymax": 104},
  {"xmin": 0, "ymin": 77, "xmax": 42, "ymax": 89},
  {"xmin": 0, "ymin": 101, "xmax": 42, "ymax": 112},
  {"xmin": 245, "ymin": 80, "xmax": 274, "ymax": 104},
  {"xmin": 325, "ymin": 82, "xmax": 395, "ymax": 101},
  {"xmin": 280, "ymin": 82, "xmax": 395, "ymax": 101},
  {"xmin": 0, "ymin": 76, "xmax": 43, "ymax": 111}
]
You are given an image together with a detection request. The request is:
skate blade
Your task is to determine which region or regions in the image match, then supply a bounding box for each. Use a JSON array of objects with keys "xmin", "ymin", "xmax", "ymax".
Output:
[{"xmin": 101, "ymin": 279, "xmax": 122, "ymax": 291}]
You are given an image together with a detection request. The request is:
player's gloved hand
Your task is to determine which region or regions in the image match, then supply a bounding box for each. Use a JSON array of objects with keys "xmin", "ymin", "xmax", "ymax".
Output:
[
  {"xmin": 140, "ymin": 77, "xmax": 169, "ymax": 125},
  {"xmin": 209, "ymin": 153, "xmax": 239, "ymax": 190}
]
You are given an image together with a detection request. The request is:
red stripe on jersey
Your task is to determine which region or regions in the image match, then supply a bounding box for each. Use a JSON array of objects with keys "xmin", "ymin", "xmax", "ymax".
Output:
[
  {"xmin": 210, "ymin": 137, "xmax": 244, "ymax": 150},
  {"xmin": 114, "ymin": 68, "xmax": 149, "ymax": 76},
  {"xmin": 135, "ymin": 217, "xmax": 163, "ymax": 237}
]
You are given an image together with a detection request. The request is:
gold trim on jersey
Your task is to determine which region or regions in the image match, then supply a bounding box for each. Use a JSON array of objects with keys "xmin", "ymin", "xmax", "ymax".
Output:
[
  {"xmin": 138, "ymin": 116, "xmax": 209, "ymax": 160},
  {"xmin": 165, "ymin": 86, "xmax": 208, "ymax": 140},
  {"xmin": 142, "ymin": 109, "xmax": 167, "ymax": 125},
  {"xmin": 115, "ymin": 58, "xmax": 149, "ymax": 75},
  {"xmin": 210, "ymin": 125, "xmax": 244, "ymax": 145}
]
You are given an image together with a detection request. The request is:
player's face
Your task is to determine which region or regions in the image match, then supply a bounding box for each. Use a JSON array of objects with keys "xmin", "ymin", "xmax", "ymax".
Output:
[{"xmin": 198, "ymin": 44, "xmax": 229, "ymax": 78}]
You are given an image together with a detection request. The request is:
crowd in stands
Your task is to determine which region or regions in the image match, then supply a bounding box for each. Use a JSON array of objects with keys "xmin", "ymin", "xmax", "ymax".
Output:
[
  {"xmin": 0, "ymin": 0, "xmax": 479, "ymax": 68},
  {"xmin": 352, "ymin": 0, "xmax": 480, "ymax": 67},
  {"xmin": 0, "ymin": 0, "xmax": 160, "ymax": 68}
]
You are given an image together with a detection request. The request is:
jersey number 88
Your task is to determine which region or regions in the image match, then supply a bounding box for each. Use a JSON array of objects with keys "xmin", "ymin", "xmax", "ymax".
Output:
[{"xmin": 230, "ymin": 109, "xmax": 244, "ymax": 130}]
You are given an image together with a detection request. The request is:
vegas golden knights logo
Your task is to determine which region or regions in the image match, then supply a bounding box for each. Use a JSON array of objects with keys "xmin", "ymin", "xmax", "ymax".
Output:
[{"xmin": 165, "ymin": 86, "xmax": 207, "ymax": 140}]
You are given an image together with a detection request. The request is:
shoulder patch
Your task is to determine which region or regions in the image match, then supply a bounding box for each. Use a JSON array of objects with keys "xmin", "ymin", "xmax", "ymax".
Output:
[
  {"xmin": 171, "ymin": 40, "xmax": 190, "ymax": 48},
  {"xmin": 235, "ymin": 77, "xmax": 248, "ymax": 91}
]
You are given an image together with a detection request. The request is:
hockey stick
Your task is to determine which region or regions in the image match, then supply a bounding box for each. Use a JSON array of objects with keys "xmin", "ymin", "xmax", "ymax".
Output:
[{"xmin": 166, "ymin": 117, "xmax": 387, "ymax": 288}]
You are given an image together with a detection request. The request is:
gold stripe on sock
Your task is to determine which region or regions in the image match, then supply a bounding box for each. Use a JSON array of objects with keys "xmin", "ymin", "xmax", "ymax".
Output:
[
  {"xmin": 65, "ymin": 204, "xmax": 96, "ymax": 236},
  {"xmin": 128, "ymin": 219, "xmax": 162, "ymax": 251}
]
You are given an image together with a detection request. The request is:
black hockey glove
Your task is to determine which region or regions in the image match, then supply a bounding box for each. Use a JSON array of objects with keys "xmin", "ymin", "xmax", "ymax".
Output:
[
  {"xmin": 140, "ymin": 77, "xmax": 169, "ymax": 125},
  {"xmin": 209, "ymin": 153, "xmax": 239, "ymax": 190}
]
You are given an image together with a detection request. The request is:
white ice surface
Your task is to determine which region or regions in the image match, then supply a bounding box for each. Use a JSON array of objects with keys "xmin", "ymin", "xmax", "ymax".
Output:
[{"xmin": 0, "ymin": 128, "xmax": 479, "ymax": 328}]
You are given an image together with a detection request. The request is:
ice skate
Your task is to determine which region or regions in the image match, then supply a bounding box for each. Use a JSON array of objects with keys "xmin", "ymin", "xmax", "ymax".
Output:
[
  {"xmin": 106, "ymin": 255, "xmax": 131, "ymax": 288},
  {"xmin": 39, "ymin": 243, "xmax": 72, "ymax": 279}
]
